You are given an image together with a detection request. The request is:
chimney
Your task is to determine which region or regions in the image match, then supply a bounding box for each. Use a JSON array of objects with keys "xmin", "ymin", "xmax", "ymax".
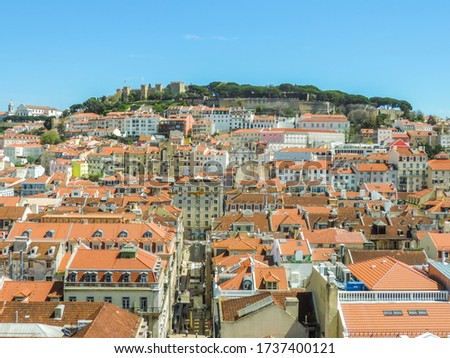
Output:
[
  {"xmin": 331, "ymin": 253, "xmax": 337, "ymax": 265},
  {"xmin": 339, "ymin": 244, "xmax": 345, "ymax": 263},
  {"xmin": 284, "ymin": 297, "xmax": 299, "ymax": 320},
  {"xmin": 327, "ymin": 271, "xmax": 336, "ymax": 285},
  {"xmin": 19, "ymin": 250, "xmax": 24, "ymax": 281},
  {"xmin": 8, "ymin": 250, "xmax": 13, "ymax": 279}
]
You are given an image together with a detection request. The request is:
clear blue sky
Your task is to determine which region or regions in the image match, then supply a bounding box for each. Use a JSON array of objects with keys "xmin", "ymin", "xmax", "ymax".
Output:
[{"xmin": 1, "ymin": 0, "xmax": 450, "ymax": 116}]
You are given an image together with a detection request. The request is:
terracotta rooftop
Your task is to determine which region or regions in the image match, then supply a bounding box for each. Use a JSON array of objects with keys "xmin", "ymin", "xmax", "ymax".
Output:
[
  {"xmin": 347, "ymin": 256, "xmax": 440, "ymax": 291},
  {"xmin": 277, "ymin": 239, "xmax": 311, "ymax": 256},
  {"xmin": 311, "ymin": 248, "xmax": 335, "ymax": 262},
  {"xmin": 220, "ymin": 291, "xmax": 298, "ymax": 322},
  {"xmin": 340, "ymin": 302, "xmax": 450, "ymax": 338},
  {"xmin": 428, "ymin": 159, "xmax": 450, "ymax": 171},
  {"xmin": 348, "ymin": 249, "xmax": 428, "ymax": 266},
  {"xmin": 0, "ymin": 206, "xmax": 26, "ymax": 220},
  {"xmin": 0, "ymin": 281, "xmax": 63, "ymax": 302},
  {"xmin": 68, "ymin": 246, "xmax": 162, "ymax": 273},
  {"xmin": 356, "ymin": 163, "xmax": 389, "ymax": 172},
  {"xmin": 0, "ymin": 301, "xmax": 141, "ymax": 338},
  {"xmin": 427, "ymin": 233, "xmax": 450, "ymax": 251},
  {"xmin": 302, "ymin": 228, "xmax": 366, "ymax": 245}
]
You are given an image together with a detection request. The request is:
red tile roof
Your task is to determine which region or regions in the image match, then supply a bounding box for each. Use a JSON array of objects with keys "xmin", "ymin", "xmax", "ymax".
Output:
[
  {"xmin": 341, "ymin": 302, "xmax": 450, "ymax": 338},
  {"xmin": 302, "ymin": 228, "xmax": 366, "ymax": 245},
  {"xmin": 348, "ymin": 256, "xmax": 440, "ymax": 291},
  {"xmin": 220, "ymin": 291, "xmax": 298, "ymax": 321},
  {"xmin": 0, "ymin": 301, "xmax": 141, "ymax": 338},
  {"xmin": 0, "ymin": 281, "xmax": 63, "ymax": 302}
]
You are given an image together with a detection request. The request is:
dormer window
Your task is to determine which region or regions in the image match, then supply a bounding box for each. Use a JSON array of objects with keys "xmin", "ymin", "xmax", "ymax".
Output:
[
  {"xmin": 266, "ymin": 282, "xmax": 278, "ymax": 290},
  {"xmin": 22, "ymin": 229, "xmax": 31, "ymax": 238},
  {"xmin": 68, "ymin": 272, "xmax": 77, "ymax": 282},
  {"xmin": 47, "ymin": 246, "xmax": 56, "ymax": 256},
  {"xmin": 118, "ymin": 230, "xmax": 128, "ymax": 238},
  {"xmin": 93, "ymin": 230, "xmax": 103, "ymax": 238},
  {"xmin": 143, "ymin": 231, "xmax": 153, "ymax": 238},
  {"xmin": 122, "ymin": 272, "xmax": 131, "ymax": 283},
  {"xmin": 139, "ymin": 273, "xmax": 148, "ymax": 283},
  {"xmin": 44, "ymin": 230, "xmax": 54, "ymax": 239},
  {"xmin": 104, "ymin": 272, "xmax": 113, "ymax": 283},
  {"xmin": 84, "ymin": 272, "xmax": 97, "ymax": 282}
]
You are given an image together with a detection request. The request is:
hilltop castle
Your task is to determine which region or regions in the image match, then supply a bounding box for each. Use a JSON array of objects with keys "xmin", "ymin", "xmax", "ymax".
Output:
[{"xmin": 116, "ymin": 81, "xmax": 186, "ymax": 101}]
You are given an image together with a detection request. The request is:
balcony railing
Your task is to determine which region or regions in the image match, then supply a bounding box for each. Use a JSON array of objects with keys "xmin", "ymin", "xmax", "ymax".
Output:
[
  {"xmin": 136, "ymin": 307, "xmax": 162, "ymax": 314},
  {"xmin": 338, "ymin": 290, "xmax": 448, "ymax": 302},
  {"xmin": 65, "ymin": 282, "xmax": 160, "ymax": 290}
]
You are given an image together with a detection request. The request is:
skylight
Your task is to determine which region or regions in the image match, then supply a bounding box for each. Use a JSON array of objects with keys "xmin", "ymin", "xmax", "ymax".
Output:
[
  {"xmin": 407, "ymin": 310, "xmax": 428, "ymax": 316},
  {"xmin": 383, "ymin": 310, "xmax": 403, "ymax": 316}
]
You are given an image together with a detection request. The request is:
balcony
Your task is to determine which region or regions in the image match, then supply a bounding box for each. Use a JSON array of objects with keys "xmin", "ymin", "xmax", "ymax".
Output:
[
  {"xmin": 136, "ymin": 307, "xmax": 163, "ymax": 314},
  {"xmin": 338, "ymin": 290, "xmax": 448, "ymax": 302},
  {"xmin": 65, "ymin": 282, "xmax": 160, "ymax": 290}
]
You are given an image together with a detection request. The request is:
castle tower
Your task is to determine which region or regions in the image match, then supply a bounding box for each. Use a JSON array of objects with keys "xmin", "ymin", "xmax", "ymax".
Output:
[
  {"xmin": 122, "ymin": 86, "xmax": 131, "ymax": 101},
  {"xmin": 140, "ymin": 84, "xmax": 149, "ymax": 100},
  {"xmin": 7, "ymin": 101, "xmax": 14, "ymax": 115}
]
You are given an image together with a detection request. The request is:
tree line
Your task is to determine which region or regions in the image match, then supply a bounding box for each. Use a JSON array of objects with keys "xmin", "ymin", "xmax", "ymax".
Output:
[{"xmin": 62, "ymin": 81, "xmax": 413, "ymax": 116}]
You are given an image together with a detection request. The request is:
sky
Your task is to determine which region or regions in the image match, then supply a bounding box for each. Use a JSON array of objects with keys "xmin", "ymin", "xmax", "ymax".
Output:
[{"xmin": 1, "ymin": 0, "xmax": 450, "ymax": 116}]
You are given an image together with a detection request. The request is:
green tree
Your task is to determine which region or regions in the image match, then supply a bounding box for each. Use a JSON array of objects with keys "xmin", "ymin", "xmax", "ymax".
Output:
[
  {"xmin": 281, "ymin": 108, "xmax": 295, "ymax": 117},
  {"xmin": 375, "ymin": 113, "xmax": 389, "ymax": 127},
  {"xmin": 69, "ymin": 104, "xmax": 83, "ymax": 114},
  {"xmin": 40, "ymin": 130, "xmax": 62, "ymax": 145},
  {"xmin": 27, "ymin": 156, "xmax": 37, "ymax": 164},
  {"xmin": 57, "ymin": 121, "xmax": 67, "ymax": 141},
  {"xmin": 88, "ymin": 174, "xmax": 102, "ymax": 182},
  {"xmin": 38, "ymin": 151, "xmax": 56, "ymax": 174},
  {"xmin": 348, "ymin": 110, "xmax": 375, "ymax": 129},
  {"xmin": 43, "ymin": 117, "xmax": 53, "ymax": 130},
  {"xmin": 83, "ymin": 97, "xmax": 107, "ymax": 115},
  {"xmin": 423, "ymin": 144, "xmax": 445, "ymax": 159},
  {"xmin": 428, "ymin": 115, "xmax": 437, "ymax": 126}
]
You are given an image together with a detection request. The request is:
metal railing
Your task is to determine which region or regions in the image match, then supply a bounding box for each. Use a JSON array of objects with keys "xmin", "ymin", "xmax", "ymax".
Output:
[
  {"xmin": 65, "ymin": 282, "xmax": 160, "ymax": 289},
  {"xmin": 338, "ymin": 290, "xmax": 448, "ymax": 302}
]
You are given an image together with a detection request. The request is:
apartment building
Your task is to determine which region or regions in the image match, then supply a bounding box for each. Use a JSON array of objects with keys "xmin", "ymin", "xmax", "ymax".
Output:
[{"xmin": 172, "ymin": 174, "xmax": 224, "ymax": 236}]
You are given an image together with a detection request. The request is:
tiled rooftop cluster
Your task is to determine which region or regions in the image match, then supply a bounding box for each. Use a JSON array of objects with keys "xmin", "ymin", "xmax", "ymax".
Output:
[{"xmin": 0, "ymin": 104, "xmax": 450, "ymax": 338}]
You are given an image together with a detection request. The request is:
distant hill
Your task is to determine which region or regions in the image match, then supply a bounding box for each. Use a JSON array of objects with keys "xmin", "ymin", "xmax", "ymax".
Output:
[{"xmin": 63, "ymin": 81, "xmax": 413, "ymax": 118}]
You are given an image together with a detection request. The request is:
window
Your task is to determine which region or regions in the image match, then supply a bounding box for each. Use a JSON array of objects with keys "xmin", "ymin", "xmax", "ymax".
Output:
[
  {"xmin": 44, "ymin": 230, "xmax": 54, "ymax": 238},
  {"xmin": 104, "ymin": 272, "xmax": 112, "ymax": 283},
  {"xmin": 68, "ymin": 297, "xmax": 77, "ymax": 302},
  {"xmin": 140, "ymin": 297, "xmax": 148, "ymax": 311},
  {"xmin": 143, "ymin": 230, "xmax": 153, "ymax": 238},
  {"xmin": 156, "ymin": 245, "xmax": 164, "ymax": 252},
  {"xmin": 266, "ymin": 282, "xmax": 278, "ymax": 290},
  {"xmin": 118, "ymin": 230, "xmax": 128, "ymax": 238},
  {"xmin": 93, "ymin": 230, "xmax": 103, "ymax": 238},
  {"xmin": 68, "ymin": 272, "xmax": 77, "ymax": 282},
  {"xmin": 86, "ymin": 296, "xmax": 94, "ymax": 302},
  {"xmin": 122, "ymin": 272, "xmax": 131, "ymax": 282},
  {"xmin": 122, "ymin": 297, "xmax": 130, "ymax": 310},
  {"xmin": 383, "ymin": 310, "xmax": 403, "ymax": 316},
  {"xmin": 84, "ymin": 272, "xmax": 97, "ymax": 282},
  {"xmin": 21, "ymin": 229, "xmax": 31, "ymax": 238},
  {"xmin": 140, "ymin": 273, "xmax": 148, "ymax": 283},
  {"xmin": 408, "ymin": 310, "xmax": 428, "ymax": 316}
]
